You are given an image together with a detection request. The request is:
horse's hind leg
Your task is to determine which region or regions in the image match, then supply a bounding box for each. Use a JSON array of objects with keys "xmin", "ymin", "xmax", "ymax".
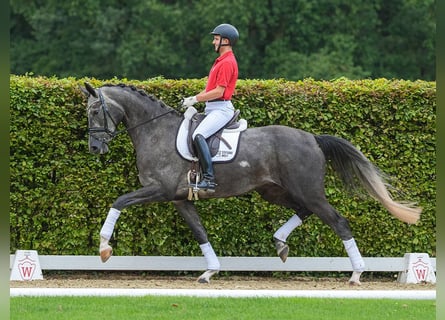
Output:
[
  {"xmin": 173, "ymin": 200, "xmax": 220, "ymax": 283},
  {"xmin": 310, "ymin": 201, "xmax": 365, "ymax": 285},
  {"xmin": 273, "ymin": 216, "xmax": 300, "ymax": 262},
  {"xmin": 256, "ymin": 186, "xmax": 312, "ymax": 262},
  {"xmin": 273, "ymin": 209, "xmax": 312, "ymax": 262},
  {"xmin": 341, "ymin": 237, "xmax": 365, "ymax": 285}
]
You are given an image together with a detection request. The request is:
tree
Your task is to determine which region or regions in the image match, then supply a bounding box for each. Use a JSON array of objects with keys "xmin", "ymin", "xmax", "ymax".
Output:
[
  {"xmin": 374, "ymin": 0, "xmax": 435, "ymax": 80},
  {"xmin": 10, "ymin": 0, "xmax": 435, "ymax": 80}
]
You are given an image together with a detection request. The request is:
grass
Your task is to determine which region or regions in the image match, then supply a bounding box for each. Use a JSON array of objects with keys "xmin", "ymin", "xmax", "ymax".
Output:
[{"xmin": 10, "ymin": 296, "xmax": 436, "ymax": 320}]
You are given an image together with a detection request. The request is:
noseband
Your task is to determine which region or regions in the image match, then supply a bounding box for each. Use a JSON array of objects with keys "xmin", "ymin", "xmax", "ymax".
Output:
[{"xmin": 88, "ymin": 89, "xmax": 175, "ymax": 141}]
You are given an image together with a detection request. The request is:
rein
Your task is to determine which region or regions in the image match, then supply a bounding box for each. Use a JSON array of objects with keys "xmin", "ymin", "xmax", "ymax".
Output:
[
  {"xmin": 115, "ymin": 109, "xmax": 176, "ymax": 136},
  {"xmin": 88, "ymin": 88, "xmax": 176, "ymax": 139}
]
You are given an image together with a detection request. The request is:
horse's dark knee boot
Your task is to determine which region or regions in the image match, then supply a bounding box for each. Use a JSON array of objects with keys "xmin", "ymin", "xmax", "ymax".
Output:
[{"xmin": 193, "ymin": 134, "xmax": 216, "ymax": 191}]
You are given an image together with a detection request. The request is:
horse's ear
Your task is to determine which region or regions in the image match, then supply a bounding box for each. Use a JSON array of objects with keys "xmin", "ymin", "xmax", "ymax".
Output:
[
  {"xmin": 84, "ymin": 82, "xmax": 98, "ymax": 98},
  {"xmin": 79, "ymin": 84, "xmax": 90, "ymax": 97}
]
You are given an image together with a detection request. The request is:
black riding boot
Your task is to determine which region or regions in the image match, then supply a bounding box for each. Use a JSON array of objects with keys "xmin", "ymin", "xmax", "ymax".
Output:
[{"xmin": 192, "ymin": 134, "xmax": 217, "ymax": 191}]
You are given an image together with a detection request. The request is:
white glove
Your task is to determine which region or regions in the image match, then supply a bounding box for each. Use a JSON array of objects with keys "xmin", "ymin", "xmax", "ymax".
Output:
[{"xmin": 182, "ymin": 96, "xmax": 198, "ymax": 108}]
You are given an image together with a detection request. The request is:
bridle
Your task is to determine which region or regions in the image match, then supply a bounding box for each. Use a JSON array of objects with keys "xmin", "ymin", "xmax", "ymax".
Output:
[
  {"xmin": 88, "ymin": 88, "xmax": 175, "ymax": 141},
  {"xmin": 87, "ymin": 89, "xmax": 121, "ymax": 140}
]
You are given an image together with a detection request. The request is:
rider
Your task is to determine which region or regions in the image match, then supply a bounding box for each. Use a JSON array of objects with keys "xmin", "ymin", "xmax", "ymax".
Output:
[{"xmin": 182, "ymin": 23, "xmax": 239, "ymax": 192}]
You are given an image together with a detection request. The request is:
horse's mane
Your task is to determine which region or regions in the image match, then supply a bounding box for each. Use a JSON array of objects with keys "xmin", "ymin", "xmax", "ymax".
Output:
[{"xmin": 102, "ymin": 83, "xmax": 179, "ymax": 114}]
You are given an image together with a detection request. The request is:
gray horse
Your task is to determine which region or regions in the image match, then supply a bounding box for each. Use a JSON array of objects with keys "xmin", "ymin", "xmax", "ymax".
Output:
[{"xmin": 82, "ymin": 83, "xmax": 421, "ymax": 285}]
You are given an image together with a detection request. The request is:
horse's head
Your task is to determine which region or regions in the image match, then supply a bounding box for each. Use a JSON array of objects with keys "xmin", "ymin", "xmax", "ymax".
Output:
[{"xmin": 82, "ymin": 82, "xmax": 124, "ymax": 154}]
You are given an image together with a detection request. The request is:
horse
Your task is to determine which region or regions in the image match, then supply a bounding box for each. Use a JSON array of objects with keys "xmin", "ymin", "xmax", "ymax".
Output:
[{"xmin": 82, "ymin": 82, "xmax": 421, "ymax": 285}]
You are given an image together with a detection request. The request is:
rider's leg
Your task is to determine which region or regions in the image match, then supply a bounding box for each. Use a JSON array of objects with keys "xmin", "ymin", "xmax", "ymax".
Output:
[
  {"xmin": 193, "ymin": 134, "xmax": 217, "ymax": 191},
  {"xmin": 192, "ymin": 104, "xmax": 234, "ymax": 191}
]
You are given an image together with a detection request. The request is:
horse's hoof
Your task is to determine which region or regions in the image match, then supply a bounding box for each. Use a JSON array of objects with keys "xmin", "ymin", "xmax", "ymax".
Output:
[
  {"xmin": 349, "ymin": 280, "xmax": 362, "ymax": 286},
  {"xmin": 197, "ymin": 269, "xmax": 219, "ymax": 284},
  {"xmin": 348, "ymin": 271, "xmax": 362, "ymax": 286},
  {"xmin": 99, "ymin": 245, "xmax": 112, "ymax": 263},
  {"xmin": 274, "ymin": 238, "xmax": 289, "ymax": 263},
  {"xmin": 197, "ymin": 277, "xmax": 210, "ymax": 284}
]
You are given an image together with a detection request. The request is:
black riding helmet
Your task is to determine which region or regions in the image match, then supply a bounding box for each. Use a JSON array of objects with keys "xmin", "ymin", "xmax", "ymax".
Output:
[{"xmin": 210, "ymin": 24, "xmax": 239, "ymax": 51}]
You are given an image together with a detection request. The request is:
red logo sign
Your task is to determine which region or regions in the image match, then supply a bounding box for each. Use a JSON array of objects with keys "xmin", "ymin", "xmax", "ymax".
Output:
[
  {"xmin": 17, "ymin": 255, "xmax": 36, "ymax": 281},
  {"xmin": 412, "ymin": 257, "xmax": 429, "ymax": 282}
]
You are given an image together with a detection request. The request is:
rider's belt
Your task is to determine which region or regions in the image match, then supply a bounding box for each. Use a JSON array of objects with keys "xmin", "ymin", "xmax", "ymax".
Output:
[{"xmin": 207, "ymin": 99, "xmax": 230, "ymax": 102}]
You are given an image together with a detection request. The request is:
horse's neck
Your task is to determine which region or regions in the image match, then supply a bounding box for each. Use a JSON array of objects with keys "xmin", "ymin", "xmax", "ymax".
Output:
[
  {"xmin": 107, "ymin": 88, "xmax": 182, "ymax": 152},
  {"xmin": 125, "ymin": 108, "xmax": 181, "ymax": 148}
]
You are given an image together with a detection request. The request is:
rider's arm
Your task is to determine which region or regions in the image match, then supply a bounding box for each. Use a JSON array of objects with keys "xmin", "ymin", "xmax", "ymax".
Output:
[{"xmin": 196, "ymin": 85, "xmax": 225, "ymax": 102}]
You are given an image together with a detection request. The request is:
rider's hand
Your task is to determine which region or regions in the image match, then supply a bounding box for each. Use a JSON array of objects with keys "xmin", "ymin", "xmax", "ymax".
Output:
[{"xmin": 182, "ymin": 96, "xmax": 198, "ymax": 108}]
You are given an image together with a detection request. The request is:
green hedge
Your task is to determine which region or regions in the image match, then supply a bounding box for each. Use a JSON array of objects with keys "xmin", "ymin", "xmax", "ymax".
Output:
[{"xmin": 9, "ymin": 75, "xmax": 435, "ymax": 259}]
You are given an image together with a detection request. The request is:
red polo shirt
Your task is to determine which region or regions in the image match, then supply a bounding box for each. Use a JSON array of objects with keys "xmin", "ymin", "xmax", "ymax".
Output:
[{"xmin": 205, "ymin": 51, "xmax": 238, "ymax": 100}]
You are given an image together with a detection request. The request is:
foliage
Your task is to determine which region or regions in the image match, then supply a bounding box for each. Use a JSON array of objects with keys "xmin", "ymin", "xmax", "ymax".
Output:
[
  {"xmin": 10, "ymin": 0, "xmax": 435, "ymax": 81},
  {"xmin": 9, "ymin": 75, "xmax": 435, "ymax": 259}
]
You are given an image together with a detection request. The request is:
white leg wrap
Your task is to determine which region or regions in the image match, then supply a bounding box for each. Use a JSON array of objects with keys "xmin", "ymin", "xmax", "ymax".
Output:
[
  {"xmin": 273, "ymin": 215, "xmax": 303, "ymax": 242},
  {"xmin": 200, "ymin": 242, "xmax": 220, "ymax": 270},
  {"xmin": 343, "ymin": 238, "xmax": 365, "ymax": 272},
  {"xmin": 100, "ymin": 208, "xmax": 121, "ymax": 240}
]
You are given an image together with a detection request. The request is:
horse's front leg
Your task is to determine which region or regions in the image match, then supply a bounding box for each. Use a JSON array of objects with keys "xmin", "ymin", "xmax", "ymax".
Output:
[
  {"xmin": 99, "ymin": 186, "xmax": 169, "ymax": 263},
  {"xmin": 173, "ymin": 200, "xmax": 220, "ymax": 283}
]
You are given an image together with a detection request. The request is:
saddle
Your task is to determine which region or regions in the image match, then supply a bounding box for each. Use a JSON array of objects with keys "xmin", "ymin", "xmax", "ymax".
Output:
[
  {"xmin": 186, "ymin": 108, "xmax": 241, "ymax": 158},
  {"xmin": 177, "ymin": 107, "xmax": 247, "ymax": 200},
  {"xmin": 176, "ymin": 106, "xmax": 247, "ymax": 163}
]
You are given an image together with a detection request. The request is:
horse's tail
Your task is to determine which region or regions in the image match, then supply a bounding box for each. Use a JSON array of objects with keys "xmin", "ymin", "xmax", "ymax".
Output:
[{"xmin": 314, "ymin": 134, "xmax": 421, "ymax": 224}]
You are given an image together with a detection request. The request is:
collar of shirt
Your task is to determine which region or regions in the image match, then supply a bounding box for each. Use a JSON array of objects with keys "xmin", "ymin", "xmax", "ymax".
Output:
[{"xmin": 215, "ymin": 51, "xmax": 234, "ymax": 63}]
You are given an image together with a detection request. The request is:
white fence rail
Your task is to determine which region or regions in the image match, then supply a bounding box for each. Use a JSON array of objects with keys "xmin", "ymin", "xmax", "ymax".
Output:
[{"xmin": 9, "ymin": 255, "xmax": 437, "ymax": 272}]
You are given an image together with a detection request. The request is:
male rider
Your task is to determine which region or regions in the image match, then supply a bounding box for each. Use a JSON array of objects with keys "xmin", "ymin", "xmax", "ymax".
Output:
[{"xmin": 182, "ymin": 23, "xmax": 239, "ymax": 192}]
